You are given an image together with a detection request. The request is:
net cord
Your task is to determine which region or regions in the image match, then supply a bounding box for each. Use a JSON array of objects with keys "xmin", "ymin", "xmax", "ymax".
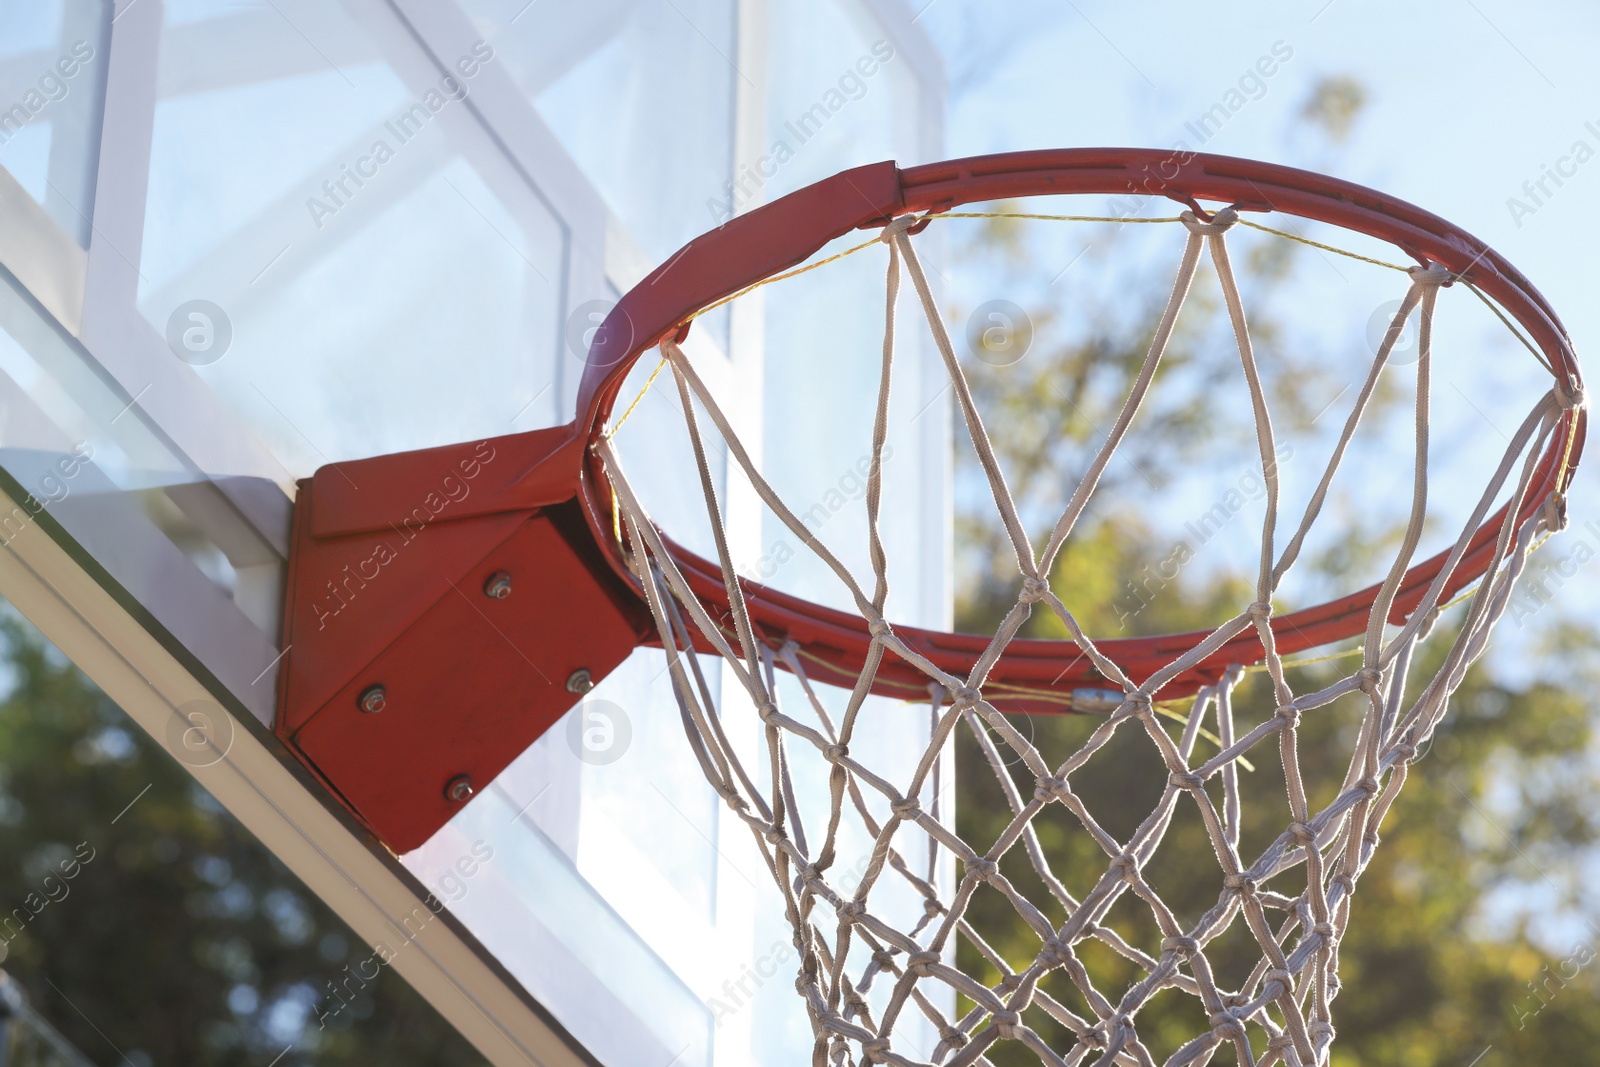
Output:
[{"xmin": 596, "ymin": 207, "xmax": 1576, "ymax": 1067}]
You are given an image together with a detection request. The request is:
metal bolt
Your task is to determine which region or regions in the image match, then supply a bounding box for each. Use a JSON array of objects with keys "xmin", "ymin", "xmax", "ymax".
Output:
[
  {"xmin": 445, "ymin": 775, "xmax": 475, "ymax": 802},
  {"xmin": 566, "ymin": 668, "xmax": 594, "ymax": 695},
  {"xmin": 358, "ymin": 685, "xmax": 387, "ymax": 714},
  {"xmin": 483, "ymin": 571, "xmax": 512, "ymax": 599}
]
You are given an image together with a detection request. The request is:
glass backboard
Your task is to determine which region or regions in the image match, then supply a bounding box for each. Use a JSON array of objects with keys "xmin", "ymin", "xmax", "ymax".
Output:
[{"xmin": 0, "ymin": 1, "xmax": 948, "ymax": 1064}]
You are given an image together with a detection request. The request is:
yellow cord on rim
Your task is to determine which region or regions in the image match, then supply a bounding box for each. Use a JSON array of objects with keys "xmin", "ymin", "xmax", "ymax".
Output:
[
  {"xmin": 603, "ymin": 208, "xmax": 1565, "ymax": 439},
  {"xmin": 600, "ymin": 203, "xmax": 1575, "ymax": 662},
  {"xmin": 604, "ymin": 235, "xmax": 884, "ymax": 440},
  {"xmin": 1233, "ymin": 218, "xmax": 1411, "ymax": 273},
  {"xmin": 606, "ymin": 356, "xmax": 669, "ymax": 439},
  {"xmin": 927, "ymin": 210, "xmax": 1187, "ymax": 225}
]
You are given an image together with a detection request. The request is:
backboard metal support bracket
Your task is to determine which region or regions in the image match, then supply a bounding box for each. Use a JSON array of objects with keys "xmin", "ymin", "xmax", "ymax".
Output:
[{"xmin": 277, "ymin": 426, "xmax": 651, "ymax": 852}]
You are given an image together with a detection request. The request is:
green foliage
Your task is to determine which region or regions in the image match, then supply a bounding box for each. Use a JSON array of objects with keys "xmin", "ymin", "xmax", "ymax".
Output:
[
  {"xmin": 955, "ymin": 522, "xmax": 1600, "ymax": 1063},
  {"xmin": 0, "ymin": 614, "xmax": 486, "ymax": 1066},
  {"xmin": 1300, "ymin": 78, "xmax": 1368, "ymax": 144},
  {"xmin": 948, "ymin": 90, "xmax": 1600, "ymax": 1059}
]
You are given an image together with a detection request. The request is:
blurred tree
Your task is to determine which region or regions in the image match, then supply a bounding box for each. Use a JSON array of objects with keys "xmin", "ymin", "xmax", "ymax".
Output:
[
  {"xmin": 956, "ymin": 524, "xmax": 1600, "ymax": 1063},
  {"xmin": 0, "ymin": 614, "xmax": 486, "ymax": 1066},
  {"xmin": 1300, "ymin": 77, "xmax": 1368, "ymax": 143},
  {"xmin": 949, "ymin": 80, "xmax": 1600, "ymax": 1066}
]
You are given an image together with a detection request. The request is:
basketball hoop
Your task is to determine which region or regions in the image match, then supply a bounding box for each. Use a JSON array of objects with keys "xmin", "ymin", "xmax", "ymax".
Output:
[
  {"xmin": 277, "ymin": 149, "xmax": 1584, "ymax": 1064},
  {"xmin": 579, "ymin": 151, "xmax": 1584, "ymax": 1065}
]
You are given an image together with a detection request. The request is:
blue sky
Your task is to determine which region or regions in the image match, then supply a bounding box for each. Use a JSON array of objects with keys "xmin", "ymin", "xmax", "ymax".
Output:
[
  {"xmin": 920, "ymin": 0, "xmax": 1600, "ymax": 642},
  {"xmin": 918, "ymin": 0, "xmax": 1600, "ymax": 947}
]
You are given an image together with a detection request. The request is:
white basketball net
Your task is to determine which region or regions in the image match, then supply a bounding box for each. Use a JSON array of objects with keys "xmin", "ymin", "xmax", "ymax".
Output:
[{"xmin": 597, "ymin": 207, "xmax": 1582, "ymax": 1066}]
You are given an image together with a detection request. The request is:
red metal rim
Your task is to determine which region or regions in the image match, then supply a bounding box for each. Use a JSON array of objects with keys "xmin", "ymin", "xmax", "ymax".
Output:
[{"xmin": 572, "ymin": 149, "xmax": 1586, "ymax": 707}]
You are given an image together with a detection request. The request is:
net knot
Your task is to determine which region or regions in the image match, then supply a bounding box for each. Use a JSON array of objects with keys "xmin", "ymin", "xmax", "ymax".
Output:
[
  {"xmin": 1313, "ymin": 921, "xmax": 1336, "ymax": 939},
  {"xmin": 837, "ymin": 900, "xmax": 866, "ymax": 923},
  {"xmin": 1287, "ymin": 821, "xmax": 1316, "ymax": 845},
  {"xmin": 995, "ymin": 973, "xmax": 1023, "ymax": 994},
  {"xmin": 1034, "ymin": 775, "xmax": 1073, "ymax": 803},
  {"xmin": 923, "ymin": 898, "xmax": 945, "ymax": 918},
  {"xmin": 1408, "ymin": 262, "xmax": 1453, "ymax": 288},
  {"xmin": 1161, "ymin": 935, "xmax": 1200, "ymax": 956},
  {"xmin": 1247, "ymin": 600, "xmax": 1273, "ymax": 621},
  {"xmin": 1019, "ymin": 576, "xmax": 1051, "ymax": 603},
  {"xmin": 992, "ymin": 1010, "xmax": 1021, "ymax": 1040},
  {"xmin": 1208, "ymin": 1011, "xmax": 1247, "ymax": 1041},
  {"xmin": 891, "ymin": 796, "xmax": 921, "ymax": 820},
  {"xmin": 1557, "ymin": 374, "xmax": 1586, "ymax": 411},
  {"xmin": 953, "ymin": 686, "xmax": 982, "ymax": 709},
  {"xmin": 1169, "ymin": 770, "xmax": 1205, "ymax": 791},
  {"xmin": 1110, "ymin": 853, "xmax": 1141, "ymax": 882},
  {"xmin": 1275, "ymin": 704, "xmax": 1301, "ymax": 728},
  {"xmin": 1223, "ymin": 872, "xmax": 1257, "ymax": 896},
  {"xmin": 824, "ymin": 743, "xmax": 849, "ymax": 764},
  {"xmin": 1262, "ymin": 967, "xmax": 1295, "ymax": 997},
  {"xmin": 906, "ymin": 950, "xmax": 940, "ymax": 976},
  {"xmin": 1267, "ymin": 1030, "xmax": 1296, "ymax": 1052},
  {"xmin": 871, "ymin": 949, "xmax": 895, "ymax": 970},
  {"xmin": 879, "ymin": 214, "xmax": 918, "ymax": 244},
  {"xmin": 965, "ymin": 857, "xmax": 998, "ymax": 882},
  {"xmin": 1330, "ymin": 873, "xmax": 1355, "ymax": 895},
  {"xmin": 1539, "ymin": 489, "xmax": 1570, "ymax": 534},
  {"xmin": 1129, "ymin": 693, "xmax": 1155, "ymax": 721},
  {"xmin": 1394, "ymin": 741, "xmax": 1419, "ymax": 761},
  {"xmin": 1310, "ymin": 1020, "xmax": 1336, "ymax": 1043},
  {"xmin": 1038, "ymin": 937, "xmax": 1073, "ymax": 968},
  {"xmin": 867, "ymin": 618, "xmax": 893, "ymax": 640},
  {"xmin": 758, "ymin": 701, "xmax": 781, "ymax": 724},
  {"xmin": 1356, "ymin": 667, "xmax": 1384, "ymax": 694},
  {"xmin": 860, "ymin": 1037, "xmax": 891, "ymax": 1063},
  {"xmin": 1181, "ymin": 206, "xmax": 1239, "ymax": 236},
  {"xmin": 1356, "ymin": 775, "xmax": 1381, "ymax": 796},
  {"xmin": 938, "ymin": 1026, "xmax": 969, "ymax": 1051},
  {"xmin": 1079, "ymin": 1024, "xmax": 1109, "ymax": 1049}
]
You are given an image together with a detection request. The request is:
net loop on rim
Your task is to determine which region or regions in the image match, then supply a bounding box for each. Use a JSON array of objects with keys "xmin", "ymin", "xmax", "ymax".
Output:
[
  {"xmin": 1557, "ymin": 373, "xmax": 1586, "ymax": 410},
  {"xmin": 596, "ymin": 185, "xmax": 1579, "ymax": 1065},
  {"xmin": 1408, "ymin": 262, "xmax": 1453, "ymax": 287},
  {"xmin": 1180, "ymin": 205, "xmax": 1239, "ymax": 236}
]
